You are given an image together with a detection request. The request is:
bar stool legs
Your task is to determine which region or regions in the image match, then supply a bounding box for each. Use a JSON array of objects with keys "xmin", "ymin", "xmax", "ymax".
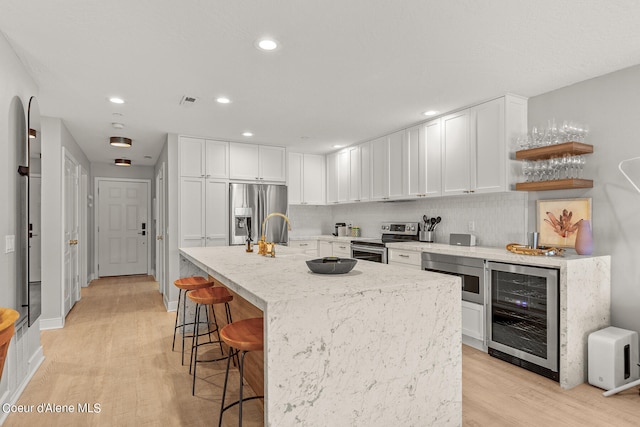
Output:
[
  {"xmin": 218, "ymin": 348, "xmax": 262, "ymax": 427},
  {"xmin": 172, "ymin": 288, "xmax": 212, "ymax": 365},
  {"xmin": 217, "ymin": 317, "xmax": 264, "ymax": 427},
  {"xmin": 190, "ymin": 300, "xmax": 233, "ymax": 395}
]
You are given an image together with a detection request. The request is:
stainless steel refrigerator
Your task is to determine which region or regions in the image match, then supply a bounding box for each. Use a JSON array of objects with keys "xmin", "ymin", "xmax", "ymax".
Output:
[{"xmin": 229, "ymin": 183, "xmax": 288, "ymax": 246}]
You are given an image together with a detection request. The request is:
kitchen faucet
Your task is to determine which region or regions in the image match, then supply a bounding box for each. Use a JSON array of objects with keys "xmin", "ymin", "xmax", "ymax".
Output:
[{"xmin": 258, "ymin": 212, "xmax": 292, "ymax": 257}]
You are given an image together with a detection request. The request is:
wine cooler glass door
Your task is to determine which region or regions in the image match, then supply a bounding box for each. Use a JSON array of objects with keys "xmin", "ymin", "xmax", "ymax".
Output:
[{"xmin": 488, "ymin": 262, "xmax": 559, "ymax": 374}]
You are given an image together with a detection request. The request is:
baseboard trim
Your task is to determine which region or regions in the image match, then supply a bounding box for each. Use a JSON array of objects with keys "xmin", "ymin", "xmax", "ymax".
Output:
[
  {"xmin": 39, "ymin": 317, "xmax": 64, "ymax": 330},
  {"xmin": 165, "ymin": 296, "xmax": 177, "ymax": 312},
  {"xmin": 0, "ymin": 348, "xmax": 45, "ymax": 425}
]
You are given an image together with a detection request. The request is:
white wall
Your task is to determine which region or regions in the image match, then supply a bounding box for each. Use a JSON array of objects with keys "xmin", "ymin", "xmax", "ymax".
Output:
[
  {"xmin": 154, "ymin": 134, "xmax": 180, "ymax": 311},
  {"xmin": 528, "ymin": 64, "xmax": 640, "ymax": 335},
  {"xmin": 0, "ymin": 31, "xmax": 43, "ymax": 421}
]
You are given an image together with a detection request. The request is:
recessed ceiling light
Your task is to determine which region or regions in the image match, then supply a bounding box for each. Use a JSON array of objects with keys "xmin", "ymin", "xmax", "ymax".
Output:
[
  {"xmin": 422, "ymin": 110, "xmax": 439, "ymax": 116},
  {"xmin": 216, "ymin": 97, "xmax": 231, "ymax": 104},
  {"xmin": 144, "ymin": 155, "xmax": 152, "ymax": 159},
  {"xmin": 114, "ymin": 158, "xmax": 131, "ymax": 166},
  {"xmin": 112, "ymin": 122, "xmax": 125, "ymax": 129},
  {"xmin": 257, "ymin": 39, "xmax": 278, "ymax": 51},
  {"xmin": 332, "ymin": 145, "xmax": 344, "ymax": 149},
  {"xmin": 109, "ymin": 97, "xmax": 125, "ymax": 104},
  {"xmin": 242, "ymin": 132, "xmax": 253, "ymax": 137}
]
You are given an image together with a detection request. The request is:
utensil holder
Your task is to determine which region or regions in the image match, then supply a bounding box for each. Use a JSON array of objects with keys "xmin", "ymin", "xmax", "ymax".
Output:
[{"xmin": 419, "ymin": 231, "xmax": 434, "ymax": 242}]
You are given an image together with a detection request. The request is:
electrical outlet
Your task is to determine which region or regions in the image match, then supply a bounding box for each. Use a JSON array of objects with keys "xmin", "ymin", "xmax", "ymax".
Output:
[
  {"xmin": 468, "ymin": 221, "xmax": 475, "ymax": 232},
  {"xmin": 5, "ymin": 235, "xmax": 15, "ymax": 253}
]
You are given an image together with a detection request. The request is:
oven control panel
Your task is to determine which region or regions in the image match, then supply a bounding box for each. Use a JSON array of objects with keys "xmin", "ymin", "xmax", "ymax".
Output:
[{"xmin": 380, "ymin": 222, "xmax": 419, "ymax": 235}]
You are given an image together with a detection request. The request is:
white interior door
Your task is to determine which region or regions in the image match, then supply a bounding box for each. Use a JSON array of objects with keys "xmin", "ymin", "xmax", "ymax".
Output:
[
  {"xmin": 98, "ymin": 179, "xmax": 149, "ymax": 277},
  {"xmin": 63, "ymin": 150, "xmax": 79, "ymax": 316},
  {"xmin": 29, "ymin": 174, "xmax": 42, "ymax": 283},
  {"xmin": 155, "ymin": 164, "xmax": 166, "ymax": 294}
]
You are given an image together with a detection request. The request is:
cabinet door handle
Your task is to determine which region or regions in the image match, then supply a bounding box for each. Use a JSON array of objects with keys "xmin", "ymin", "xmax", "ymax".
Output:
[
  {"xmin": 399, "ymin": 254, "xmax": 409, "ymax": 258},
  {"xmin": 300, "ymin": 243, "xmax": 308, "ymax": 247}
]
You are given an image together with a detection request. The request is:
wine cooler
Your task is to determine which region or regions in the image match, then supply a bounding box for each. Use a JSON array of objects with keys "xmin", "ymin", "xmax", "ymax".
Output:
[{"xmin": 487, "ymin": 262, "xmax": 559, "ymax": 381}]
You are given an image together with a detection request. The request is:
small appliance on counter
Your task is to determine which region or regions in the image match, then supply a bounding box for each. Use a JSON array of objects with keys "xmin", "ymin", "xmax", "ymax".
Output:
[
  {"xmin": 449, "ymin": 233, "xmax": 476, "ymax": 246},
  {"xmin": 333, "ymin": 222, "xmax": 347, "ymax": 237}
]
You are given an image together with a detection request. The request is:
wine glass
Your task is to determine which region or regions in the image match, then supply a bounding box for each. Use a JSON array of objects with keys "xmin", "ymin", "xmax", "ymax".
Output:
[{"xmin": 522, "ymin": 160, "xmax": 533, "ymax": 182}]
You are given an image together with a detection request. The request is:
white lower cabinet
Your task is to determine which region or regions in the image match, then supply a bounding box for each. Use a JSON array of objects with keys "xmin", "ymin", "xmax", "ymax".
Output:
[
  {"xmin": 388, "ymin": 249, "xmax": 422, "ymax": 269},
  {"xmin": 332, "ymin": 241, "xmax": 351, "ymax": 258},
  {"xmin": 462, "ymin": 300, "xmax": 485, "ymax": 348},
  {"xmin": 318, "ymin": 241, "xmax": 333, "ymax": 257},
  {"xmin": 289, "ymin": 240, "xmax": 318, "ymax": 256}
]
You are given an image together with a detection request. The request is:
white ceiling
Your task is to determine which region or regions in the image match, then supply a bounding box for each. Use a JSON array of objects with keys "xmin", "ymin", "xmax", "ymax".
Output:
[{"xmin": 2, "ymin": 1, "xmax": 640, "ymax": 166}]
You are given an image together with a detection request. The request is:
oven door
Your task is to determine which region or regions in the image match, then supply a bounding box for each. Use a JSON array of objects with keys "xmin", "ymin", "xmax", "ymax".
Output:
[{"xmin": 350, "ymin": 244, "xmax": 387, "ymax": 264}]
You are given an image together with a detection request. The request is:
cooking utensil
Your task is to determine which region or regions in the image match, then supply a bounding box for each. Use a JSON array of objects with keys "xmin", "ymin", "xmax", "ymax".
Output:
[
  {"xmin": 428, "ymin": 217, "xmax": 436, "ymax": 231},
  {"xmin": 432, "ymin": 216, "xmax": 441, "ymax": 231},
  {"xmin": 422, "ymin": 215, "xmax": 429, "ymax": 230}
]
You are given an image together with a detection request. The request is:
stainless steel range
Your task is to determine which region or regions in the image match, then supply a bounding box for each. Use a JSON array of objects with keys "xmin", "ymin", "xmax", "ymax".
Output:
[{"xmin": 350, "ymin": 222, "xmax": 419, "ymax": 264}]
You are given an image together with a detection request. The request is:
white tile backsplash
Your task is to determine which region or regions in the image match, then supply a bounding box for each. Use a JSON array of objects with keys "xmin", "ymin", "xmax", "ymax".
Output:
[{"xmin": 289, "ymin": 192, "xmax": 529, "ymax": 248}]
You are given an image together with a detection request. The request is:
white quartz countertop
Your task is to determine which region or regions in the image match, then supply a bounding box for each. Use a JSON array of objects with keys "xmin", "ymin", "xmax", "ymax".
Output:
[
  {"xmin": 290, "ymin": 235, "xmax": 609, "ymax": 267},
  {"xmin": 180, "ymin": 245, "xmax": 460, "ymax": 311},
  {"xmin": 386, "ymin": 241, "xmax": 609, "ymax": 268}
]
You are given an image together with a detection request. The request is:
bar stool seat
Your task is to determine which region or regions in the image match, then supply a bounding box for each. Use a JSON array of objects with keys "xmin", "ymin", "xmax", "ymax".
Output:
[
  {"xmin": 172, "ymin": 276, "xmax": 214, "ymax": 365},
  {"xmin": 218, "ymin": 317, "xmax": 264, "ymax": 427},
  {"xmin": 187, "ymin": 286, "xmax": 234, "ymax": 395}
]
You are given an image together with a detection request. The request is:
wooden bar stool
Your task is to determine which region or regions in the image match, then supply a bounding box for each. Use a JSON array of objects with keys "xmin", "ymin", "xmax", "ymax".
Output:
[
  {"xmin": 187, "ymin": 286, "xmax": 234, "ymax": 395},
  {"xmin": 172, "ymin": 276, "xmax": 214, "ymax": 365},
  {"xmin": 0, "ymin": 308, "xmax": 20, "ymax": 382},
  {"xmin": 218, "ymin": 317, "xmax": 264, "ymax": 427}
]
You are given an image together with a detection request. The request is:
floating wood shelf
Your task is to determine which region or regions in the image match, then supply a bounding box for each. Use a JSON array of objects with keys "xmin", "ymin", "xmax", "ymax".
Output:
[
  {"xmin": 515, "ymin": 142, "xmax": 593, "ymax": 161},
  {"xmin": 515, "ymin": 179, "xmax": 593, "ymax": 191}
]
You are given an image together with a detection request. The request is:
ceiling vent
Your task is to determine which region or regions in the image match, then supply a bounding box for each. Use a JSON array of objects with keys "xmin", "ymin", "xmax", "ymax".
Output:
[{"xmin": 179, "ymin": 95, "xmax": 199, "ymax": 106}]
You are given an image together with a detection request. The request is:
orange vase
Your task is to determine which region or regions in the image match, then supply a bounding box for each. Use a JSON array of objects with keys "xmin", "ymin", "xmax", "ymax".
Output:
[{"xmin": 574, "ymin": 219, "xmax": 593, "ymax": 255}]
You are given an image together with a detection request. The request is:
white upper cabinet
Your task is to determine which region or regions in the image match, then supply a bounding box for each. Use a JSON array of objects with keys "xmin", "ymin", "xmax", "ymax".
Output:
[
  {"xmin": 441, "ymin": 95, "xmax": 527, "ymax": 196},
  {"xmin": 338, "ymin": 149, "xmax": 350, "ymax": 202},
  {"xmin": 359, "ymin": 142, "xmax": 371, "ymax": 202},
  {"xmin": 442, "ymin": 110, "xmax": 471, "ymax": 195},
  {"xmin": 180, "ymin": 136, "xmax": 229, "ymax": 179},
  {"xmin": 326, "ymin": 152, "xmax": 339, "ymax": 204},
  {"xmin": 259, "ymin": 145, "xmax": 286, "ymax": 182},
  {"xmin": 348, "ymin": 146, "xmax": 361, "ymax": 202},
  {"xmin": 406, "ymin": 121, "xmax": 442, "ymax": 198},
  {"xmin": 388, "ymin": 131, "xmax": 404, "ymax": 199},
  {"xmin": 229, "ymin": 143, "xmax": 260, "ymax": 180},
  {"xmin": 370, "ymin": 131, "xmax": 406, "ymax": 201},
  {"xmin": 205, "ymin": 140, "xmax": 229, "ymax": 179},
  {"xmin": 471, "ymin": 97, "xmax": 505, "ymax": 193},
  {"xmin": 288, "ymin": 153, "xmax": 325, "ymax": 205},
  {"xmin": 180, "ymin": 137, "xmax": 205, "ymax": 177},
  {"xmin": 371, "ymin": 136, "xmax": 390, "ymax": 200},
  {"xmin": 229, "ymin": 143, "xmax": 286, "ymax": 182},
  {"xmin": 303, "ymin": 154, "xmax": 325, "ymax": 204},
  {"xmin": 288, "ymin": 153, "xmax": 303, "ymax": 204}
]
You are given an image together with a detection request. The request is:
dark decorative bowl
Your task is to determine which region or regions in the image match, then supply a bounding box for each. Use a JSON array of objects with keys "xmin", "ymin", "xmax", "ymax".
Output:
[{"xmin": 306, "ymin": 257, "xmax": 358, "ymax": 274}]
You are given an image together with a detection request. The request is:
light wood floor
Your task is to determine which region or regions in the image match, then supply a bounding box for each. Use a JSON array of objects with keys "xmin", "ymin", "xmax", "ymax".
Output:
[{"xmin": 5, "ymin": 275, "xmax": 639, "ymax": 426}]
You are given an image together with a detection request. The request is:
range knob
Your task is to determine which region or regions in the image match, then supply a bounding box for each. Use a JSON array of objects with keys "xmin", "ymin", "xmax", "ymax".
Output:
[{"xmin": 410, "ymin": 225, "xmax": 416, "ymax": 231}]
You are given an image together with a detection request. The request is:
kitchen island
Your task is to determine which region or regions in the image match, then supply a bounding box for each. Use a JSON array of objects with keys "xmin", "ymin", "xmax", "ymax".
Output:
[{"xmin": 180, "ymin": 245, "xmax": 461, "ymax": 426}]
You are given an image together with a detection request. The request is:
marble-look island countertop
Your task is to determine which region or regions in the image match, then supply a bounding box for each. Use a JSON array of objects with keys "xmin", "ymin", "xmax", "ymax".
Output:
[{"xmin": 180, "ymin": 245, "xmax": 462, "ymax": 426}]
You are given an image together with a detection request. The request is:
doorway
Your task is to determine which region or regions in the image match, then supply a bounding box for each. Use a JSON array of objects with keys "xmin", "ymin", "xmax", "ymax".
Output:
[{"xmin": 96, "ymin": 179, "xmax": 151, "ymax": 277}]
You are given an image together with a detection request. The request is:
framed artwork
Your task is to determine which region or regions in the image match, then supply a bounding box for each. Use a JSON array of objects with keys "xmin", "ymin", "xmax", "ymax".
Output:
[{"xmin": 536, "ymin": 198, "xmax": 592, "ymax": 248}]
